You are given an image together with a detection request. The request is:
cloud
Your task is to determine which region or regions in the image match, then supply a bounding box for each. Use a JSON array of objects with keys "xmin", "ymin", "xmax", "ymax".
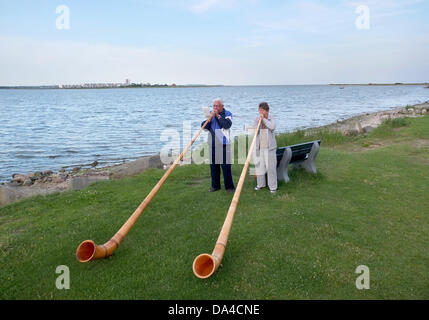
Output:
[
  {"xmin": 189, "ymin": 0, "xmax": 257, "ymax": 13},
  {"xmin": 344, "ymin": 0, "xmax": 422, "ymax": 18},
  {"xmin": 245, "ymin": 0, "xmax": 424, "ymax": 42},
  {"xmin": 248, "ymin": 1, "xmax": 352, "ymax": 35},
  {"xmin": 344, "ymin": 0, "xmax": 424, "ymax": 10},
  {"xmin": 190, "ymin": 0, "xmax": 224, "ymax": 13}
]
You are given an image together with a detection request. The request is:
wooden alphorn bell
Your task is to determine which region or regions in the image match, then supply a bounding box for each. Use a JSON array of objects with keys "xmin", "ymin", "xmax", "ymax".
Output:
[{"xmin": 192, "ymin": 116, "xmax": 263, "ymax": 278}]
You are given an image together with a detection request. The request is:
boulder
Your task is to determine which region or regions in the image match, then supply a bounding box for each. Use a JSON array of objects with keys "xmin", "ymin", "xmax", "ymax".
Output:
[
  {"xmin": 70, "ymin": 175, "xmax": 109, "ymax": 190},
  {"xmin": 0, "ymin": 185, "xmax": 18, "ymax": 206},
  {"xmin": 363, "ymin": 126, "xmax": 375, "ymax": 133},
  {"xmin": 355, "ymin": 121, "xmax": 363, "ymax": 133},
  {"xmin": 28, "ymin": 173, "xmax": 39, "ymax": 182},
  {"xmin": 52, "ymin": 174, "xmax": 66, "ymax": 184},
  {"xmin": 11, "ymin": 174, "xmax": 27, "ymax": 184},
  {"xmin": 109, "ymin": 154, "xmax": 164, "ymax": 179},
  {"xmin": 23, "ymin": 178, "xmax": 33, "ymax": 186},
  {"xmin": 148, "ymin": 154, "xmax": 164, "ymax": 169},
  {"xmin": 1, "ymin": 183, "xmax": 63, "ymax": 207},
  {"xmin": 345, "ymin": 129, "xmax": 360, "ymax": 136}
]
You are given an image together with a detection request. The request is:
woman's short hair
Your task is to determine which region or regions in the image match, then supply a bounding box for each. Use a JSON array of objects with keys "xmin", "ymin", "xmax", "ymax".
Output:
[{"xmin": 259, "ymin": 102, "xmax": 269, "ymax": 111}]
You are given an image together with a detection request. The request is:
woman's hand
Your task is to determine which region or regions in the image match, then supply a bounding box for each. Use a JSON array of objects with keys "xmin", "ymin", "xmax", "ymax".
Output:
[{"xmin": 259, "ymin": 110, "xmax": 268, "ymax": 119}]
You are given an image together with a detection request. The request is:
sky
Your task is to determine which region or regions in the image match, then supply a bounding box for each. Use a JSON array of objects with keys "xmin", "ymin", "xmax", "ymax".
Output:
[{"xmin": 0, "ymin": 0, "xmax": 428, "ymax": 85}]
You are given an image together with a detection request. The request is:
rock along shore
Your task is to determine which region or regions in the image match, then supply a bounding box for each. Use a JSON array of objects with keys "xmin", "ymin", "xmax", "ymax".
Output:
[
  {"xmin": 0, "ymin": 154, "xmax": 164, "ymax": 207},
  {"xmin": 1, "ymin": 102, "xmax": 428, "ymax": 207}
]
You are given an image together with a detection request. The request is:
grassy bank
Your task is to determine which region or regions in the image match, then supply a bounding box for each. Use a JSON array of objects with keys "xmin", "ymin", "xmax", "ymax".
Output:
[{"xmin": 1, "ymin": 115, "xmax": 429, "ymax": 299}]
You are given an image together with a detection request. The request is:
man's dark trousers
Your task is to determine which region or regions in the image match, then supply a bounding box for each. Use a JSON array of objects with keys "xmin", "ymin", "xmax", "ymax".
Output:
[{"xmin": 210, "ymin": 143, "xmax": 234, "ymax": 190}]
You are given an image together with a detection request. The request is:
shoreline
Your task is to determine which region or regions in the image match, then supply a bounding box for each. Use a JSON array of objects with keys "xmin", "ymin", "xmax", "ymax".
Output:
[
  {"xmin": 329, "ymin": 83, "xmax": 429, "ymax": 86},
  {"xmin": 306, "ymin": 101, "xmax": 429, "ymax": 135},
  {"xmin": 1, "ymin": 101, "xmax": 428, "ymax": 206},
  {"xmin": 1, "ymin": 83, "xmax": 428, "ymax": 89}
]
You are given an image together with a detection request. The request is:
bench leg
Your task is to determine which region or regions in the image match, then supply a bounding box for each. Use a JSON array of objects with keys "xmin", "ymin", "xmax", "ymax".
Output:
[
  {"xmin": 276, "ymin": 147, "xmax": 292, "ymax": 183},
  {"xmin": 299, "ymin": 142, "xmax": 319, "ymax": 174}
]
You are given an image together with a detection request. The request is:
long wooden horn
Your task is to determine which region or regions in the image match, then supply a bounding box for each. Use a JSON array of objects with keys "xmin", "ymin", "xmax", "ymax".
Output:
[
  {"xmin": 76, "ymin": 113, "xmax": 214, "ymax": 262},
  {"xmin": 192, "ymin": 116, "xmax": 263, "ymax": 278}
]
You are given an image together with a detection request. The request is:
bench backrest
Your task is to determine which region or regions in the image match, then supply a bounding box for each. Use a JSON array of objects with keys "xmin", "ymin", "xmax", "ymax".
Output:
[{"xmin": 276, "ymin": 140, "xmax": 321, "ymax": 164}]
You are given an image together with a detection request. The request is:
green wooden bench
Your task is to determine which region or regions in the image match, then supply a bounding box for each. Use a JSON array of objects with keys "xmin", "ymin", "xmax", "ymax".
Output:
[{"xmin": 276, "ymin": 140, "xmax": 321, "ymax": 183}]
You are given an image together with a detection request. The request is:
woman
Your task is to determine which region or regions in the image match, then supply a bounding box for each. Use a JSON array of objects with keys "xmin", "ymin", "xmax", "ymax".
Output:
[{"xmin": 253, "ymin": 102, "xmax": 277, "ymax": 193}]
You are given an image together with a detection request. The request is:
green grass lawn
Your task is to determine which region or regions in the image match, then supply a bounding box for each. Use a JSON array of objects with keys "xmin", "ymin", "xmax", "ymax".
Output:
[{"xmin": 1, "ymin": 116, "xmax": 429, "ymax": 299}]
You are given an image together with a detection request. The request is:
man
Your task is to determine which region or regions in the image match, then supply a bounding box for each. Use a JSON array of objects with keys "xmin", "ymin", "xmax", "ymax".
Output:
[
  {"xmin": 201, "ymin": 98, "xmax": 235, "ymax": 193},
  {"xmin": 253, "ymin": 102, "xmax": 277, "ymax": 193}
]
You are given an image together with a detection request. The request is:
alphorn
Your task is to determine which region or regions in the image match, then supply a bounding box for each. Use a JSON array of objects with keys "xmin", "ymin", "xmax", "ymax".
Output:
[
  {"xmin": 192, "ymin": 116, "xmax": 263, "ymax": 278},
  {"xmin": 76, "ymin": 113, "xmax": 214, "ymax": 262}
]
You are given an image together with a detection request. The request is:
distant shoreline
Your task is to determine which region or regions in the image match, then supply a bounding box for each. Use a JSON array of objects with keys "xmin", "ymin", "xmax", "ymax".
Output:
[
  {"xmin": 1, "ymin": 83, "xmax": 428, "ymax": 89},
  {"xmin": 0, "ymin": 84, "xmax": 223, "ymax": 90},
  {"xmin": 329, "ymin": 83, "xmax": 429, "ymax": 86}
]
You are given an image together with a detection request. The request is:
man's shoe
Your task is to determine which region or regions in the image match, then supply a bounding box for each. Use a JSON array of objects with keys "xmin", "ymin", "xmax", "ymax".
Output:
[
  {"xmin": 270, "ymin": 189, "xmax": 277, "ymax": 194},
  {"xmin": 209, "ymin": 187, "xmax": 220, "ymax": 192},
  {"xmin": 254, "ymin": 186, "xmax": 265, "ymax": 191},
  {"xmin": 226, "ymin": 188, "xmax": 235, "ymax": 193}
]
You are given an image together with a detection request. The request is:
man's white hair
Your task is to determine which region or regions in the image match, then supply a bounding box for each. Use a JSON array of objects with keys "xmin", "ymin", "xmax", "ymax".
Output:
[{"xmin": 213, "ymin": 98, "xmax": 223, "ymax": 106}]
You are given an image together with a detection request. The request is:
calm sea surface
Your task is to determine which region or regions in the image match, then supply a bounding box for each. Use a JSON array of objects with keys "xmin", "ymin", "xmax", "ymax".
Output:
[{"xmin": 1, "ymin": 85, "xmax": 429, "ymax": 182}]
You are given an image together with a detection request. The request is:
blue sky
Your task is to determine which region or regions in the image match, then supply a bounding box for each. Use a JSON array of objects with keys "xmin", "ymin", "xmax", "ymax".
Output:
[{"xmin": 0, "ymin": 0, "xmax": 428, "ymax": 85}]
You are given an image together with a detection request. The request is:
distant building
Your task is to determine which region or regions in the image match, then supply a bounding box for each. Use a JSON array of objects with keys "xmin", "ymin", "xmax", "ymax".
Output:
[{"xmin": 125, "ymin": 79, "xmax": 131, "ymax": 86}]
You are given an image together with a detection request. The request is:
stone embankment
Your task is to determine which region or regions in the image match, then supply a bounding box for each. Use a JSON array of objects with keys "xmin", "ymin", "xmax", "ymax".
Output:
[
  {"xmin": 309, "ymin": 102, "xmax": 429, "ymax": 136},
  {"xmin": 0, "ymin": 154, "xmax": 164, "ymax": 206}
]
